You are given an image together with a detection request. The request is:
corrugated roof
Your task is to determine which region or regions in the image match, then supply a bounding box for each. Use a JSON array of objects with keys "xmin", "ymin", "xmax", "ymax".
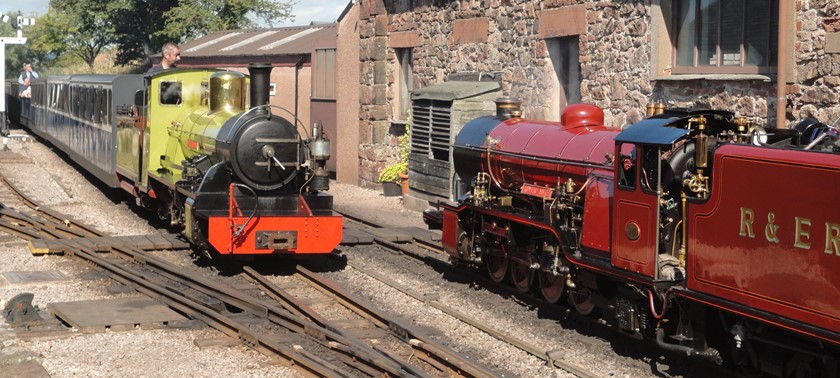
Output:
[{"xmin": 180, "ymin": 24, "xmax": 336, "ymax": 58}]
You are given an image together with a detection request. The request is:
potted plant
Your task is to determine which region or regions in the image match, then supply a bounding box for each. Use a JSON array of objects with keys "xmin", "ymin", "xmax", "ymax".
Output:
[{"xmin": 378, "ymin": 123, "xmax": 410, "ymax": 197}]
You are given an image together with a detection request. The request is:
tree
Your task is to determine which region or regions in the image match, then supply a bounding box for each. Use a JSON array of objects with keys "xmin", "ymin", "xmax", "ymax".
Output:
[
  {"xmin": 112, "ymin": 0, "xmax": 296, "ymax": 65},
  {"xmin": 1, "ymin": 11, "xmax": 41, "ymax": 79},
  {"xmin": 29, "ymin": 0, "xmax": 116, "ymax": 71}
]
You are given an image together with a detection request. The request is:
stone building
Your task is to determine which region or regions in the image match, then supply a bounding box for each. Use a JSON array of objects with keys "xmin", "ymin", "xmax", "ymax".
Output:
[{"xmin": 336, "ymin": 0, "xmax": 839, "ymax": 207}]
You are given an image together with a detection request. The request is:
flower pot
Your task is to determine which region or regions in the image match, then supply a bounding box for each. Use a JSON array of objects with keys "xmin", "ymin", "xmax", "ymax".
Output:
[
  {"xmin": 399, "ymin": 173, "xmax": 409, "ymax": 196},
  {"xmin": 382, "ymin": 182, "xmax": 402, "ymax": 197}
]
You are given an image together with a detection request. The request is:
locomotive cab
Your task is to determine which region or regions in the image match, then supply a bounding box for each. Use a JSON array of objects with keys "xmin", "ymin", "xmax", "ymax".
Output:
[{"xmin": 612, "ymin": 119, "xmax": 692, "ymax": 281}]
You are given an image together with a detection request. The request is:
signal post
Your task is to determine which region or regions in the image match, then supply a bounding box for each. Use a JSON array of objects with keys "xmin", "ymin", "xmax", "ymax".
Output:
[{"xmin": 0, "ymin": 13, "xmax": 34, "ymax": 135}]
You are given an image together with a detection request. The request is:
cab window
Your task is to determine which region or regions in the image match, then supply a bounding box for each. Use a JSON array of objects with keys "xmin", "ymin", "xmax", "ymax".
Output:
[
  {"xmin": 160, "ymin": 81, "xmax": 182, "ymax": 105},
  {"xmin": 617, "ymin": 143, "xmax": 636, "ymax": 190}
]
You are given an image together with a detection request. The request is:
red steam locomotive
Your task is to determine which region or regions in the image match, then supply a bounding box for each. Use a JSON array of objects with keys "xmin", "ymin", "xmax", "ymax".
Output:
[{"xmin": 426, "ymin": 100, "xmax": 839, "ymax": 376}]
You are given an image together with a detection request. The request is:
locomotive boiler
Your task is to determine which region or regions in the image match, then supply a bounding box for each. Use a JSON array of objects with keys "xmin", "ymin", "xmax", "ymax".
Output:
[
  {"xmin": 428, "ymin": 99, "xmax": 840, "ymax": 376},
  {"xmin": 7, "ymin": 63, "xmax": 341, "ymax": 257}
]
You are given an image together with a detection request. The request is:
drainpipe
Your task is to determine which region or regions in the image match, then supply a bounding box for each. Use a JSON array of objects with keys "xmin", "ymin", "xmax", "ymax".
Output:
[
  {"xmin": 776, "ymin": 0, "xmax": 790, "ymax": 129},
  {"xmin": 294, "ymin": 55, "xmax": 306, "ymax": 124}
]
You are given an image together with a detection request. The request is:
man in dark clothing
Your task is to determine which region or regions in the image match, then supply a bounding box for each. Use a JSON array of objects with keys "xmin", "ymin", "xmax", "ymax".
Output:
[{"xmin": 148, "ymin": 43, "xmax": 181, "ymax": 73}]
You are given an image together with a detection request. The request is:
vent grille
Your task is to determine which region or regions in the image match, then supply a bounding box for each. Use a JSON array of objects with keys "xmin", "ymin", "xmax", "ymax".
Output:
[{"xmin": 411, "ymin": 99, "xmax": 452, "ymax": 162}]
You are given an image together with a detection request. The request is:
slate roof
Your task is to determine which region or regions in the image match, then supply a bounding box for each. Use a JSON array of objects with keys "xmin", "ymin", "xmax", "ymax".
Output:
[{"xmin": 179, "ymin": 24, "xmax": 337, "ymax": 58}]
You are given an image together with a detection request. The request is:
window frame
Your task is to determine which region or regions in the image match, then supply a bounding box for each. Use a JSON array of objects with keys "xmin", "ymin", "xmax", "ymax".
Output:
[
  {"xmin": 671, "ymin": 0, "xmax": 778, "ymax": 75},
  {"xmin": 395, "ymin": 47, "xmax": 414, "ymax": 121}
]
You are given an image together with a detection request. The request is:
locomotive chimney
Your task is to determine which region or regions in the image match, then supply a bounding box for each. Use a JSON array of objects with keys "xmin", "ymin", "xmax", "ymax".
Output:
[
  {"xmin": 248, "ymin": 63, "xmax": 273, "ymax": 108},
  {"xmin": 495, "ymin": 97, "xmax": 522, "ymax": 120}
]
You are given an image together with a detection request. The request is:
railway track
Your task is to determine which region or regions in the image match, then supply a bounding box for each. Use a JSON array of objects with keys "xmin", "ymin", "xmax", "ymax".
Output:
[
  {"xmin": 339, "ymin": 210, "xmax": 598, "ymax": 377},
  {"xmin": 0, "ymin": 172, "xmax": 502, "ymax": 377},
  {"xmin": 337, "ymin": 209, "xmax": 744, "ymax": 378}
]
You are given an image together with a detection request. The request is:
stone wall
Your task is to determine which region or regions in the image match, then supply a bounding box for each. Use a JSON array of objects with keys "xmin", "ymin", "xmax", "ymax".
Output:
[
  {"xmin": 356, "ymin": 0, "xmax": 840, "ymax": 189},
  {"xmin": 790, "ymin": 1, "xmax": 840, "ymax": 123}
]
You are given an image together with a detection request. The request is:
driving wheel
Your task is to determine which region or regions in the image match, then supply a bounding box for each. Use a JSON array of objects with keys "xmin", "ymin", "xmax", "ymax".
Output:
[
  {"xmin": 509, "ymin": 253, "xmax": 532, "ymax": 293},
  {"xmin": 569, "ymin": 287, "xmax": 596, "ymax": 316},
  {"xmin": 539, "ymin": 271, "xmax": 565, "ymax": 303},
  {"xmin": 484, "ymin": 243, "xmax": 508, "ymax": 283}
]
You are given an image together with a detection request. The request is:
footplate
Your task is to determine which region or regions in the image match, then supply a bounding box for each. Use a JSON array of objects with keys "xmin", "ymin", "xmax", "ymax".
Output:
[{"xmin": 255, "ymin": 231, "xmax": 297, "ymax": 250}]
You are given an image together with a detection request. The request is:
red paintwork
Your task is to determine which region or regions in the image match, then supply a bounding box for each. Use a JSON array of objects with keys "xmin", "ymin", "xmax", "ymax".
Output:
[
  {"xmin": 208, "ymin": 215, "xmax": 342, "ymax": 254},
  {"xmin": 580, "ymin": 175, "xmax": 613, "ymax": 253},
  {"xmin": 561, "ymin": 103, "xmax": 605, "ymax": 128},
  {"xmin": 482, "ymin": 116, "xmax": 618, "ymax": 191},
  {"xmin": 209, "ymin": 193, "xmax": 342, "ymax": 255},
  {"xmin": 441, "ymin": 204, "xmax": 461, "ymax": 256},
  {"xmin": 689, "ymin": 144, "xmax": 840, "ymax": 340}
]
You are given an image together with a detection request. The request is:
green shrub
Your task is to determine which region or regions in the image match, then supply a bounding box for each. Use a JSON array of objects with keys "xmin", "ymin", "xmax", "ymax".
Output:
[{"xmin": 378, "ymin": 123, "xmax": 410, "ymax": 183}]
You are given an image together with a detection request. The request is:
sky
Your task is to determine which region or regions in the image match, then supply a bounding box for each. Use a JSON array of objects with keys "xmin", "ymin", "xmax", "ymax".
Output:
[{"xmin": 4, "ymin": 1, "xmax": 350, "ymax": 26}]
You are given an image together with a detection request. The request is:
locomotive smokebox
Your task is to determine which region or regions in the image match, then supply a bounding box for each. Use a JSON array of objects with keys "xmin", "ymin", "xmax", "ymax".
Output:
[{"xmin": 248, "ymin": 63, "xmax": 273, "ymax": 108}]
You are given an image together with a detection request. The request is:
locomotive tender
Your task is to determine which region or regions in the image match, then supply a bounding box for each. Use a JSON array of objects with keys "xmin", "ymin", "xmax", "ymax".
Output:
[
  {"xmin": 427, "ymin": 100, "xmax": 839, "ymax": 376},
  {"xmin": 5, "ymin": 63, "xmax": 341, "ymax": 257}
]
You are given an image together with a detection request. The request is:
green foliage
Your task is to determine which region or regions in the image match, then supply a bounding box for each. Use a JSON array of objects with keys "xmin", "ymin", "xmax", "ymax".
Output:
[
  {"xmin": 111, "ymin": 0, "xmax": 295, "ymax": 65},
  {"xmin": 378, "ymin": 124, "xmax": 410, "ymax": 183},
  {"xmin": 31, "ymin": 0, "xmax": 117, "ymax": 70}
]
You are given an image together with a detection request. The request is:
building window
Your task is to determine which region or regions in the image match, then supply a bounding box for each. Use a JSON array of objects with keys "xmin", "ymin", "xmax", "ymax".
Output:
[
  {"xmin": 673, "ymin": 0, "xmax": 777, "ymax": 74},
  {"xmin": 314, "ymin": 48, "xmax": 336, "ymax": 99},
  {"xmin": 396, "ymin": 48, "xmax": 413, "ymax": 120},
  {"xmin": 546, "ymin": 36, "xmax": 581, "ymax": 113}
]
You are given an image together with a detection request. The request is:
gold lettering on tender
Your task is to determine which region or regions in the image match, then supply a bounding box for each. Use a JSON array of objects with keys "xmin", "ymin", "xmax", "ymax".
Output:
[
  {"xmin": 825, "ymin": 223, "xmax": 840, "ymax": 256},
  {"xmin": 765, "ymin": 212, "xmax": 780, "ymax": 244},
  {"xmin": 794, "ymin": 217, "xmax": 812, "ymax": 250},
  {"xmin": 739, "ymin": 207, "xmax": 755, "ymax": 238}
]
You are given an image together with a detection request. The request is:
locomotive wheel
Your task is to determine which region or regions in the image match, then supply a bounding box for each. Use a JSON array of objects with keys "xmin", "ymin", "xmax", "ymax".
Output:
[
  {"xmin": 509, "ymin": 254, "xmax": 532, "ymax": 293},
  {"xmin": 484, "ymin": 244, "xmax": 509, "ymax": 283},
  {"xmin": 539, "ymin": 271, "xmax": 565, "ymax": 304},
  {"xmin": 569, "ymin": 287, "xmax": 596, "ymax": 316}
]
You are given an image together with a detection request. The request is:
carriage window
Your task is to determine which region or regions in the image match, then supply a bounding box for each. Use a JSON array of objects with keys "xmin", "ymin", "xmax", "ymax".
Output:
[
  {"xmin": 95, "ymin": 89, "xmax": 105, "ymax": 124},
  {"xmin": 160, "ymin": 81, "xmax": 182, "ymax": 105},
  {"xmin": 61, "ymin": 84, "xmax": 69, "ymax": 112},
  {"xmin": 84, "ymin": 88, "xmax": 92, "ymax": 121},
  {"xmin": 617, "ymin": 143, "xmax": 636, "ymax": 190}
]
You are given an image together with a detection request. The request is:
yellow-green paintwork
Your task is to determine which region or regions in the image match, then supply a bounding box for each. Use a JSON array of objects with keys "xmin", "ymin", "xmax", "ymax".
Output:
[{"xmin": 137, "ymin": 69, "xmax": 248, "ymax": 189}]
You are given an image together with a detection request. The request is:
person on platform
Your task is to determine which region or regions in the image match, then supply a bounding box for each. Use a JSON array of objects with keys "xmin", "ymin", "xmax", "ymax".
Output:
[
  {"xmin": 148, "ymin": 42, "xmax": 181, "ymax": 72},
  {"xmin": 18, "ymin": 63, "xmax": 38, "ymax": 117}
]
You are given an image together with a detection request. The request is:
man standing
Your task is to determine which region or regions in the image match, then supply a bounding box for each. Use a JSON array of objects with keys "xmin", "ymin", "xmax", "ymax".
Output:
[
  {"xmin": 18, "ymin": 63, "xmax": 38, "ymax": 116},
  {"xmin": 18, "ymin": 63, "xmax": 38, "ymax": 90},
  {"xmin": 148, "ymin": 43, "xmax": 181, "ymax": 72}
]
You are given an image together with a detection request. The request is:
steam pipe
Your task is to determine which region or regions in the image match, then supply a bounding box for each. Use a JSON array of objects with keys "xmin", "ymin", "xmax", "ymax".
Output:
[{"xmin": 655, "ymin": 328, "xmax": 723, "ymax": 365}]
